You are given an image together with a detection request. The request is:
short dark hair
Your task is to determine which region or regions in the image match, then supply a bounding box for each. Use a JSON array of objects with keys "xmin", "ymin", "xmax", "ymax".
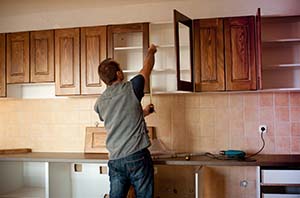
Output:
[{"xmin": 98, "ymin": 58, "xmax": 120, "ymax": 85}]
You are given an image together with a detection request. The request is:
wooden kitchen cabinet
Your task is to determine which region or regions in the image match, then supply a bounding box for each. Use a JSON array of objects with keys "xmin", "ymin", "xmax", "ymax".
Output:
[
  {"xmin": 0, "ymin": 34, "xmax": 6, "ymax": 97},
  {"xmin": 194, "ymin": 16, "xmax": 257, "ymax": 91},
  {"xmin": 6, "ymin": 32, "xmax": 30, "ymax": 84},
  {"xmin": 107, "ymin": 23, "xmax": 150, "ymax": 92},
  {"xmin": 6, "ymin": 30, "xmax": 54, "ymax": 86},
  {"xmin": 55, "ymin": 26, "xmax": 107, "ymax": 96},
  {"xmin": 81, "ymin": 26, "xmax": 107, "ymax": 95},
  {"xmin": 30, "ymin": 30, "xmax": 55, "ymax": 83},
  {"xmin": 55, "ymin": 28, "xmax": 80, "ymax": 96}
]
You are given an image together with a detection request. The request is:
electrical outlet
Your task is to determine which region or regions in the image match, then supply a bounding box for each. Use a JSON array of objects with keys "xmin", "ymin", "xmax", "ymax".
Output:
[{"xmin": 259, "ymin": 125, "xmax": 267, "ymax": 133}]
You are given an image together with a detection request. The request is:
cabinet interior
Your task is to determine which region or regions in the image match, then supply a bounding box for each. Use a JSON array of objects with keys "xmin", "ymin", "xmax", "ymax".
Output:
[
  {"xmin": 0, "ymin": 161, "xmax": 48, "ymax": 198},
  {"xmin": 261, "ymin": 16, "xmax": 300, "ymax": 90}
]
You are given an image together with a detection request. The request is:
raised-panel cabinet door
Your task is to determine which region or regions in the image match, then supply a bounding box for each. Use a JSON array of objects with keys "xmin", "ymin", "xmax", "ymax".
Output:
[
  {"xmin": 224, "ymin": 16, "xmax": 256, "ymax": 91},
  {"xmin": 0, "ymin": 34, "xmax": 6, "ymax": 97},
  {"xmin": 55, "ymin": 28, "xmax": 80, "ymax": 96},
  {"xmin": 194, "ymin": 18, "xmax": 225, "ymax": 92},
  {"xmin": 81, "ymin": 26, "xmax": 107, "ymax": 95},
  {"xmin": 6, "ymin": 32, "xmax": 30, "ymax": 84},
  {"xmin": 30, "ymin": 30, "xmax": 54, "ymax": 83}
]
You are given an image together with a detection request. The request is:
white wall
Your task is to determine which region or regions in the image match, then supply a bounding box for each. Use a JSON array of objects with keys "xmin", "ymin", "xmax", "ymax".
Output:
[{"xmin": 0, "ymin": 0, "xmax": 299, "ymax": 33}]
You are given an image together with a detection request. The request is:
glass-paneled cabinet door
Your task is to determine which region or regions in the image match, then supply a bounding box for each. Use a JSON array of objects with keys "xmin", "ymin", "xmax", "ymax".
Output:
[{"xmin": 174, "ymin": 10, "xmax": 194, "ymax": 91}]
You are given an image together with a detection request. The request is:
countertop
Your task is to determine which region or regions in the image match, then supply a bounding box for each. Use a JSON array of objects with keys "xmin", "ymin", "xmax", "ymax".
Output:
[{"xmin": 0, "ymin": 152, "xmax": 300, "ymax": 167}]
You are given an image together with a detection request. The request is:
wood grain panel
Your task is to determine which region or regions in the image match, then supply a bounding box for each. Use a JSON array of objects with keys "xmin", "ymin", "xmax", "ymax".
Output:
[
  {"xmin": 85, "ymin": 127, "xmax": 154, "ymax": 154},
  {"xmin": 85, "ymin": 127, "xmax": 108, "ymax": 153},
  {"xmin": 30, "ymin": 30, "xmax": 54, "ymax": 82},
  {"xmin": 0, "ymin": 34, "xmax": 6, "ymax": 97},
  {"xmin": 55, "ymin": 28, "xmax": 80, "ymax": 95},
  {"xmin": 0, "ymin": 148, "xmax": 32, "ymax": 154},
  {"xmin": 81, "ymin": 26, "xmax": 107, "ymax": 95},
  {"xmin": 6, "ymin": 32, "xmax": 29, "ymax": 84},
  {"xmin": 225, "ymin": 16, "xmax": 256, "ymax": 91},
  {"xmin": 194, "ymin": 18, "xmax": 225, "ymax": 91}
]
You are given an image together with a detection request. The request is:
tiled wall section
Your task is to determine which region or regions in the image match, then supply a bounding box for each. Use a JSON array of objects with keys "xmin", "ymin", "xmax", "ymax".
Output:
[
  {"xmin": 0, "ymin": 91, "xmax": 299, "ymax": 153},
  {"xmin": 0, "ymin": 91, "xmax": 299, "ymax": 198}
]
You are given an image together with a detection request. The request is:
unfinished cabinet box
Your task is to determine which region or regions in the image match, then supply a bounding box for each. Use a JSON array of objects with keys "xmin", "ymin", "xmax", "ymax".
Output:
[
  {"xmin": 0, "ymin": 34, "xmax": 5, "ymax": 97},
  {"xmin": 149, "ymin": 23, "xmax": 177, "ymax": 92},
  {"xmin": 49, "ymin": 162, "xmax": 109, "ymax": 198},
  {"xmin": 30, "ymin": 30, "xmax": 55, "ymax": 83},
  {"xmin": 107, "ymin": 23, "xmax": 150, "ymax": 92},
  {"xmin": 6, "ymin": 32, "xmax": 30, "ymax": 84},
  {"xmin": 261, "ymin": 16, "xmax": 300, "ymax": 90},
  {"xmin": 0, "ymin": 161, "xmax": 49, "ymax": 198},
  {"xmin": 154, "ymin": 165, "xmax": 199, "ymax": 198}
]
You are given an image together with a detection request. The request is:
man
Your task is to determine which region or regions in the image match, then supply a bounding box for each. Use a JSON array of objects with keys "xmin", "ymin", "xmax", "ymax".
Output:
[{"xmin": 94, "ymin": 44, "xmax": 157, "ymax": 198}]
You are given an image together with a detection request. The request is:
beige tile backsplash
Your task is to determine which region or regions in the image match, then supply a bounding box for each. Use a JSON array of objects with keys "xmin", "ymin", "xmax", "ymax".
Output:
[{"xmin": 0, "ymin": 92, "xmax": 299, "ymax": 154}]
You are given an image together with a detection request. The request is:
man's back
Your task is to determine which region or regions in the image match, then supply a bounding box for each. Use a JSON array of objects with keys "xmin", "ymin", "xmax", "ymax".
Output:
[{"xmin": 94, "ymin": 80, "xmax": 150, "ymax": 160}]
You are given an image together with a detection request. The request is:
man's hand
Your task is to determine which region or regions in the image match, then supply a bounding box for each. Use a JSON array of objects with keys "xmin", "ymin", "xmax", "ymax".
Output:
[
  {"xmin": 148, "ymin": 44, "xmax": 157, "ymax": 54},
  {"xmin": 143, "ymin": 104, "xmax": 155, "ymax": 117}
]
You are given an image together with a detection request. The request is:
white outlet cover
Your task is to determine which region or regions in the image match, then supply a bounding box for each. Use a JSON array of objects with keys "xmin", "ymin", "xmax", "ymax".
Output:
[{"xmin": 259, "ymin": 125, "xmax": 267, "ymax": 133}]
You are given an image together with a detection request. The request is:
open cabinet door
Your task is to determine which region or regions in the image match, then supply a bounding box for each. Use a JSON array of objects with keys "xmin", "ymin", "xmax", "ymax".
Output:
[
  {"xmin": 174, "ymin": 10, "xmax": 194, "ymax": 91},
  {"xmin": 256, "ymin": 8, "xmax": 263, "ymax": 90}
]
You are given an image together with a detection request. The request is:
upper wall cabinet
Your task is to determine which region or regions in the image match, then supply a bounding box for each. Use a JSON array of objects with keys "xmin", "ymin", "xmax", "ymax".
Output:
[
  {"xmin": 193, "ymin": 15, "xmax": 257, "ymax": 91},
  {"xmin": 55, "ymin": 26, "xmax": 107, "ymax": 96},
  {"xmin": 6, "ymin": 30, "xmax": 55, "ymax": 85},
  {"xmin": 81, "ymin": 26, "xmax": 107, "ymax": 95},
  {"xmin": 149, "ymin": 22, "xmax": 177, "ymax": 93},
  {"xmin": 55, "ymin": 28, "xmax": 80, "ymax": 96},
  {"xmin": 176, "ymin": 9, "xmax": 259, "ymax": 92},
  {"xmin": 107, "ymin": 23, "xmax": 150, "ymax": 92},
  {"xmin": 0, "ymin": 34, "xmax": 6, "ymax": 97},
  {"xmin": 6, "ymin": 32, "xmax": 30, "ymax": 84},
  {"xmin": 261, "ymin": 15, "xmax": 300, "ymax": 90},
  {"xmin": 30, "ymin": 30, "xmax": 55, "ymax": 83}
]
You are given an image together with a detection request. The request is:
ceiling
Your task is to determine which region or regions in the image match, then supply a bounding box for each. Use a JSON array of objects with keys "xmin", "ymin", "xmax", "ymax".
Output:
[{"xmin": 0, "ymin": 0, "xmax": 183, "ymax": 16}]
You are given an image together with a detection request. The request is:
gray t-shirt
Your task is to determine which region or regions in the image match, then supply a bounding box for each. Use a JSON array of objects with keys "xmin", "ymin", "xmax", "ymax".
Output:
[{"xmin": 94, "ymin": 75, "xmax": 151, "ymax": 160}]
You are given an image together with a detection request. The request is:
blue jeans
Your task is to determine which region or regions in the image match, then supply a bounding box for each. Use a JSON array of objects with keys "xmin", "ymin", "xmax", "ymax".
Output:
[{"xmin": 108, "ymin": 148, "xmax": 154, "ymax": 198}]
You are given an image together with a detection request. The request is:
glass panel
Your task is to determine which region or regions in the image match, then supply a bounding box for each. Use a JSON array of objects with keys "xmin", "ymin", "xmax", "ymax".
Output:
[{"xmin": 178, "ymin": 22, "xmax": 191, "ymax": 82}]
